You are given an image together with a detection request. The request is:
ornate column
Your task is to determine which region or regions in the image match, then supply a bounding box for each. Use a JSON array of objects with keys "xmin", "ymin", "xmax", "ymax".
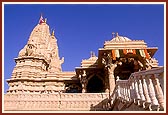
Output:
[
  {"xmin": 79, "ymin": 70, "xmax": 88, "ymax": 93},
  {"xmin": 107, "ymin": 63, "xmax": 117, "ymax": 94},
  {"xmin": 152, "ymin": 74, "xmax": 164, "ymax": 110}
]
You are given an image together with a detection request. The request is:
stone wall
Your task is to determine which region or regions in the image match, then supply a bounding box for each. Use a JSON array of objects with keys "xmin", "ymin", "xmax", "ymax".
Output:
[{"xmin": 4, "ymin": 93, "xmax": 109, "ymax": 111}]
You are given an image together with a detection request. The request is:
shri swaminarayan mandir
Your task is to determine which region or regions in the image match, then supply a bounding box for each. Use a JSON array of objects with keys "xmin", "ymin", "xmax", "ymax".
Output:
[{"xmin": 4, "ymin": 15, "xmax": 164, "ymax": 111}]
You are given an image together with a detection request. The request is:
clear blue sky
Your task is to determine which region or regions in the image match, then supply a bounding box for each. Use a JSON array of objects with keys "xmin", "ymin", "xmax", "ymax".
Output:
[{"xmin": 3, "ymin": 3, "xmax": 164, "ymax": 93}]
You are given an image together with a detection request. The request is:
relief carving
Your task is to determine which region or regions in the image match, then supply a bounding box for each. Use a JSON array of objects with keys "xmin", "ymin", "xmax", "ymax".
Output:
[{"xmin": 25, "ymin": 44, "xmax": 36, "ymax": 56}]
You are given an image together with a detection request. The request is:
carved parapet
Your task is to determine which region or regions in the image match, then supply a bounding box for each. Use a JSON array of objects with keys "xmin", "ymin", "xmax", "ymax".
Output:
[
  {"xmin": 4, "ymin": 93, "xmax": 109, "ymax": 111},
  {"xmin": 110, "ymin": 67, "xmax": 164, "ymax": 111}
]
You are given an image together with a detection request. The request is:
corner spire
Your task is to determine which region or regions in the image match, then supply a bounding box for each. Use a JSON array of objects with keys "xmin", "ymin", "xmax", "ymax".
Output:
[
  {"xmin": 112, "ymin": 32, "xmax": 115, "ymax": 38},
  {"xmin": 44, "ymin": 18, "xmax": 47, "ymax": 23},
  {"xmin": 116, "ymin": 32, "xmax": 119, "ymax": 37},
  {"xmin": 90, "ymin": 51, "xmax": 95, "ymax": 57},
  {"xmin": 52, "ymin": 30, "xmax": 55, "ymax": 36}
]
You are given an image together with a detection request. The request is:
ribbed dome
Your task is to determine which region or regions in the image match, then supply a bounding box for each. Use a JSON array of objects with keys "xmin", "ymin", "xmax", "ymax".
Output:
[{"xmin": 111, "ymin": 33, "xmax": 132, "ymax": 42}]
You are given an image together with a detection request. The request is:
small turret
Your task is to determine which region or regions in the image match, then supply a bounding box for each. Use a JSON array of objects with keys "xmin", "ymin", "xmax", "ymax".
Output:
[{"xmin": 52, "ymin": 30, "xmax": 55, "ymax": 36}]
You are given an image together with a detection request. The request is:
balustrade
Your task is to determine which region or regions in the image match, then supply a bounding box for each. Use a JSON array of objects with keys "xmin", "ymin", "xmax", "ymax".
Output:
[
  {"xmin": 110, "ymin": 67, "xmax": 164, "ymax": 111},
  {"xmin": 152, "ymin": 74, "xmax": 164, "ymax": 110}
]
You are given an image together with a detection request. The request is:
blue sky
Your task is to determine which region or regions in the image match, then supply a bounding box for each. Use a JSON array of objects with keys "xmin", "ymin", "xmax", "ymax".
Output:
[{"xmin": 3, "ymin": 3, "xmax": 164, "ymax": 92}]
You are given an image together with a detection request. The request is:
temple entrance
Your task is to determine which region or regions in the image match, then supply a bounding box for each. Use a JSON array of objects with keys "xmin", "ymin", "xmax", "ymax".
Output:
[
  {"xmin": 87, "ymin": 75, "xmax": 104, "ymax": 93},
  {"xmin": 114, "ymin": 57, "xmax": 143, "ymax": 80}
]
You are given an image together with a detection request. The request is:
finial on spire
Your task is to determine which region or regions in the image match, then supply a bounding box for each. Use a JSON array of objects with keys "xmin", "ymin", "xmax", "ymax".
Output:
[
  {"xmin": 90, "ymin": 51, "xmax": 95, "ymax": 57},
  {"xmin": 44, "ymin": 18, "xmax": 47, "ymax": 23},
  {"xmin": 39, "ymin": 13, "xmax": 45, "ymax": 24},
  {"xmin": 112, "ymin": 32, "xmax": 115, "ymax": 38},
  {"xmin": 52, "ymin": 30, "xmax": 55, "ymax": 36},
  {"xmin": 116, "ymin": 32, "xmax": 119, "ymax": 37}
]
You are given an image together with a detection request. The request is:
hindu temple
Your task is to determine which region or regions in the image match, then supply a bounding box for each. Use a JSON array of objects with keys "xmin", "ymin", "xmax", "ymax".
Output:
[{"xmin": 4, "ymin": 15, "xmax": 164, "ymax": 111}]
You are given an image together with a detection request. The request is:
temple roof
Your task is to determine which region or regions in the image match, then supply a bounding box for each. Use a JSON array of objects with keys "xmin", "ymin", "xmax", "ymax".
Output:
[
  {"xmin": 99, "ymin": 33, "xmax": 158, "ymax": 60},
  {"xmin": 103, "ymin": 33, "xmax": 148, "ymax": 49},
  {"xmin": 81, "ymin": 51, "xmax": 98, "ymax": 68},
  {"xmin": 111, "ymin": 33, "xmax": 132, "ymax": 42}
]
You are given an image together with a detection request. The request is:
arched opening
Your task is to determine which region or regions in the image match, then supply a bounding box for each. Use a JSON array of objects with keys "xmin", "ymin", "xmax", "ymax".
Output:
[
  {"xmin": 114, "ymin": 57, "xmax": 143, "ymax": 80},
  {"xmin": 114, "ymin": 60, "xmax": 134, "ymax": 80},
  {"xmin": 87, "ymin": 75, "xmax": 104, "ymax": 93}
]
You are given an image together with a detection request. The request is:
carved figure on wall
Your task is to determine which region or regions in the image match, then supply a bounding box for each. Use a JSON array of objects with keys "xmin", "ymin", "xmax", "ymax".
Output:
[{"xmin": 25, "ymin": 44, "xmax": 36, "ymax": 56}]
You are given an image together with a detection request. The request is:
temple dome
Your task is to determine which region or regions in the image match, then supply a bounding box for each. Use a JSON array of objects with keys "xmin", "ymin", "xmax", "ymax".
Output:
[
  {"xmin": 111, "ymin": 33, "xmax": 132, "ymax": 42},
  {"xmin": 103, "ymin": 33, "xmax": 147, "ymax": 49}
]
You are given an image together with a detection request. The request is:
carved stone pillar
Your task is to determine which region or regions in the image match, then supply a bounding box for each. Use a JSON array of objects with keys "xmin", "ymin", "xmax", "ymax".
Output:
[
  {"xmin": 81, "ymin": 83, "xmax": 87, "ymax": 93},
  {"xmin": 152, "ymin": 74, "xmax": 164, "ymax": 110},
  {"xmin": 79, "ymin": 71, "xmax": 88, "ymax": 93},
  {"xmin": 107, "ymin": 64, "xmax": 117, "ymax": 94}
]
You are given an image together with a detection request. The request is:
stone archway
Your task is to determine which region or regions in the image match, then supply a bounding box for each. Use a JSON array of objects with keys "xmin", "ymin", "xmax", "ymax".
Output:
[{"xmin": 87, "ymin": 75, "xmax": 105, "ymax": 93}]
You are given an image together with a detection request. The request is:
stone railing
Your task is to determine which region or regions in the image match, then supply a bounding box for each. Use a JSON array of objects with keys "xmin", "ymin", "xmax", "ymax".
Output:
[
  {"xmin": 110, "ymin": 67, "xmax": 164, "ymax": 111},
  {"xmin": 4, "ymin": 93, "xmax": 109, "ymax": 111}
]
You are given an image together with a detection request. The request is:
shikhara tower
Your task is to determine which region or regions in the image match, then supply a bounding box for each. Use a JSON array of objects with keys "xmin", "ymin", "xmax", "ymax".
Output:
[
  {"xmin": 7, "ymin": 15, "xmax": 65, "ymax": 94},
  {"xmin": 4, "ymin": 15, "xmax": 164, "ymax": 111}
]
